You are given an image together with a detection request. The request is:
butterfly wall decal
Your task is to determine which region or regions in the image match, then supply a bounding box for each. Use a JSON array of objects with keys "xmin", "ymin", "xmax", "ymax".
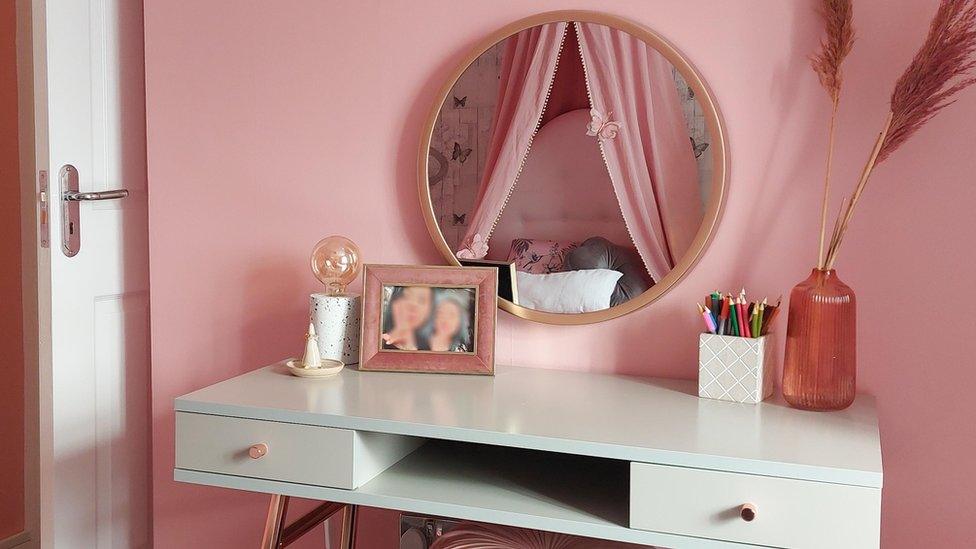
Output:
[
  {"xmin": 586, "ymin": 108, "xmax": 622, "ymax": 140},
  {"xmin": 452, "ymin": 142, "xmax": 473, "ymax": 164},
  {"xmin": 452, "ymin": 213, "xmax": 466, "ymax": 225},
  {"xmin": 690, "ymin": 136, "xmax": 709, "ymax": 158},
  {"xmin": 453, "ymin": 95, "xmax": 467, "ymax": 108}
]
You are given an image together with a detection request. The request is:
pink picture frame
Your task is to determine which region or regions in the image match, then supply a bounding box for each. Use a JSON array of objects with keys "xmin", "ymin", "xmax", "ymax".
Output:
[{"xmin": 359, "ymin": 264, "xmax": 497, "ymax": 375}]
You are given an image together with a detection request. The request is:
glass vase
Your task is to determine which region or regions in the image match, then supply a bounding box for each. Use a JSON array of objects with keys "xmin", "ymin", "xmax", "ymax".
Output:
[{"xmin": 782, "ymin": 268, "xmax": 856, "ymax": 410}]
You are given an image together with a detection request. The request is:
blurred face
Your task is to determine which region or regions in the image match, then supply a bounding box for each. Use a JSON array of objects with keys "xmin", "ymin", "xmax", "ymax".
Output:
[
  {"xmin": 390, "ymin": 297, "xmax": 410, "ymax": 329},
  {"xmin": 391, "ymin": 286, "xmax": 432, "ymax": 330},
  {"xmin": 434, "ymin": 300, "xmax": 462, "ymax": 337}
]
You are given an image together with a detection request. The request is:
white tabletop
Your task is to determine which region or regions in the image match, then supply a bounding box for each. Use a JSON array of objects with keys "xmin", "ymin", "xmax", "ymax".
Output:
[{"xmin": 176, "ymin": 362, "xmax": 882, "ymax": 488}]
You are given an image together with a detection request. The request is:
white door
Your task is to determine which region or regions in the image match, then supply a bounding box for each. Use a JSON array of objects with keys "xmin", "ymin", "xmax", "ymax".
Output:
[{"xmin": 31, "ymin": 0, "xmax": 151, "ymax": 547}]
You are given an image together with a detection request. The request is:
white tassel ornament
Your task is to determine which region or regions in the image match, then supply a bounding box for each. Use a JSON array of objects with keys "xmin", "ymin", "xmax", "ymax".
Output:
[
  {"xmin": 286, "ymin": 320, "xmax": 343, "ymax": 378},
  {"xmin": 301, "ymin": 322, "xmax": 321, "ymax": 369}
]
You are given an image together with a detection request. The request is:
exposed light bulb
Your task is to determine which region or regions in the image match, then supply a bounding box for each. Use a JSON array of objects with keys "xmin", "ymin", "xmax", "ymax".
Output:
[{"xmin": 310, "ymin": 235, "xmax": 361, "ymax": 296}]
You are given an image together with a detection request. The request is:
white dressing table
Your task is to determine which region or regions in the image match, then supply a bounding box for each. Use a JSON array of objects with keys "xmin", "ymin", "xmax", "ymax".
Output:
[{"xmin": 174, "ymin": 363, "xmax": 882, "ymax": 548}]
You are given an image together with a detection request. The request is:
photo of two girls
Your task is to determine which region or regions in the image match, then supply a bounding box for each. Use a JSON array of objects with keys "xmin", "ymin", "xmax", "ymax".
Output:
[{"xmin": 380, "ymin": 285, "xmax": 476, "ymax": 354}]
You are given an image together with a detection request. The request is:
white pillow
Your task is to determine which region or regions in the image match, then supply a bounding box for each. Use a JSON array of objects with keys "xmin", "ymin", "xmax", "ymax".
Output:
[{"xmin": 515, "ymin": 269, "xmax": 623, "ymax": 313}]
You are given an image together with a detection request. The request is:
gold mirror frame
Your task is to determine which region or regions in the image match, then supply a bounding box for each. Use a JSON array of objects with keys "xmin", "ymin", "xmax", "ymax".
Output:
[{"xmin": 418, "ymin": 10, "xmax": 729, "ymax": 325}]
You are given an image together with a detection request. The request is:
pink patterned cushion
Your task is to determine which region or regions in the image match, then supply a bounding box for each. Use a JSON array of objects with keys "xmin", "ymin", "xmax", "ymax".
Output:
[{"xmin": 507, "ymin": 238, "xmax": 579, "ymax": 274}]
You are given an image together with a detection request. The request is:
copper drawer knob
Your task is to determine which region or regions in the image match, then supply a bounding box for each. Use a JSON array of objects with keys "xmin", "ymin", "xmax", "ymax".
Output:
[
  {"xmin": 739, "ymin": 503, "xmax": 757, "ymax": 522},
  {"xmin": 248, "ymin": 443, "xmax": 269, "ymax": 459}
]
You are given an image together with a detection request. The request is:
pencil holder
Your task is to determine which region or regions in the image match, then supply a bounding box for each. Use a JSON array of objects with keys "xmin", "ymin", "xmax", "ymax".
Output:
[{"xmin": 698, "ymin": 334, "xmax": 775, "ymax": 404}]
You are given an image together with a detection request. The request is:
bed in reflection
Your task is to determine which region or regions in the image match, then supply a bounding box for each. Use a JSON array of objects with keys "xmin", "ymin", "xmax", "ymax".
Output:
[{"xmin": 489, "ymin": 109, "xmax": 658, "ymax": 314}]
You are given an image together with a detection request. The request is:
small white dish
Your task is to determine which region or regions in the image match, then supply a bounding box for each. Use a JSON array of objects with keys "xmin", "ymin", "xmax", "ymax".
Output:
[{"xmin": 285, "ymin": 358, "xmax": 344, "ymax": 378}]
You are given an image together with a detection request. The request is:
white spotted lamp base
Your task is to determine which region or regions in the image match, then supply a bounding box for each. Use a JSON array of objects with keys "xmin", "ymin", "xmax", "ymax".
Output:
[{"xmin": 310, "ymin": 293, "xmax": 361, "ymax": 365}]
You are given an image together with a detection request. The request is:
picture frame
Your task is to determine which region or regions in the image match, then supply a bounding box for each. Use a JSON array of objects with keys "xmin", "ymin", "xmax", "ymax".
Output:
[
  {"xmin": 458, "ymin": 258, "xmax": 518, "ymax": 303},
  {"xmin": 359, "ymin": 264, "xmax": 497, "ymax": 375}
]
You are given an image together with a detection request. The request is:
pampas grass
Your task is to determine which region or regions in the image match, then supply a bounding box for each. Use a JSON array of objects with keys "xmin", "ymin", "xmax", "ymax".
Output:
[
  {"xmin": 811, "ymin": 0, "xmax": 856, "ymax": 269},
  {"xmin": 814, "ymin": 0, "xmax": 976, "ymax": 270},
  {"xmin": 880, "ymin": 0, "xmax": 976, "ymax": 162},
  {"xmin": 811, "ymin": 0, "xmax": 856, "ymax": 102}
]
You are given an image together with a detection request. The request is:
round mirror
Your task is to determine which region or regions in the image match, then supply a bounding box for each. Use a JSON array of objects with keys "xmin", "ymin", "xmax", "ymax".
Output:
[{"xmin": 418, "ymin": 11, "xmax": 727, "ymax": 324}]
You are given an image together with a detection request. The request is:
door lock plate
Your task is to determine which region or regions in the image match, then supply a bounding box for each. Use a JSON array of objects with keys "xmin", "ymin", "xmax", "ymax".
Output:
[{"xmin": 60, "ymin": 165, "xmax": 80, "ymax": 257}]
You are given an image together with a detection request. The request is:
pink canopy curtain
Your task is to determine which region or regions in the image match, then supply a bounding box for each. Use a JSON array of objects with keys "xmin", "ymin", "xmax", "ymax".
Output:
[
  {"xmin": 575, "ymin": 22, "xmax": 702, "ymax": 281},
  {"xmin": 458, "ymin": 22, "xmax": 569, "ymax": 257}
]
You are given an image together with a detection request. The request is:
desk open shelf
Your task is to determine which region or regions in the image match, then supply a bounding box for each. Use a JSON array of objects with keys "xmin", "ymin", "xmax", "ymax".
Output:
[{"xmin": 179, "ymin": 440, "xmax": 697, "ymax": 547}]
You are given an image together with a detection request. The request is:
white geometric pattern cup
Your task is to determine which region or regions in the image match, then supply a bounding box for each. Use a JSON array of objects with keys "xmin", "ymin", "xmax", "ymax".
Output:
[{"xmin": 699, "ymin": 333, "xmax": 775, "ymax": 404}]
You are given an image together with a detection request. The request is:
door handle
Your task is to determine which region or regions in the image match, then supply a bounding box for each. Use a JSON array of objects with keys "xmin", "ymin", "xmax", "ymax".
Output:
[
  {"xmin": 63, "ymin": 189, "xmax": 128, "ymax": 201},
  {"xmin": 59, "ymin": 164, "xmax": 128, "ymax": 257}
]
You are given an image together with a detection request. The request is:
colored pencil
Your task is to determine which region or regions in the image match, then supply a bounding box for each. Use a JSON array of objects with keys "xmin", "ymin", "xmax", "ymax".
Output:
[
  {"xmin": 764, "ymin": 304, "xmax": 781, "ymax": 334},
  {"xmin": 760, "ymin": 296, "xmax": 782, "ymax": 335},
  {"xmin": 742, "ymin": 290, "xmax": 755, "ymax": 338},
  {"xmin": 751, "ymin": 303, "xmax": 762, "ymax": 337},
  {"xmin": 718, "ymin": 298, "xmax": 729, "ymax": 335},
  {"xmin": 698, "ymin": 303, "xmax": 717, "ymax": 334},
  {"xmin": 736, "ymin": 296, "xmax": 750, "ymax": 338},
  {"xmin": 756, "ymin": 299, "xmax": 767, "ymax": 336},
  {"xmin": 728, "ymin": 295, "xmax": 739, "ymax": 336}
]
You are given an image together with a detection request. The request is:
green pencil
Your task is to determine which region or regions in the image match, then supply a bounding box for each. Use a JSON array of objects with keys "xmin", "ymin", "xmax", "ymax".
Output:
[
  {"xmin": 751, "ymin": 303, "xmax": 762, "ymax": 337},
  {"xmin": 728, "ymin": 296, "xmax": 739, "ymax": 336}
]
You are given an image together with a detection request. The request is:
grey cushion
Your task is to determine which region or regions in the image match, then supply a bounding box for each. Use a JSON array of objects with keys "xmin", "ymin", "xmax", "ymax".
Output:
[{"xmin": 563, "ymin": 237, "xmax": 654, "ymax": 307}]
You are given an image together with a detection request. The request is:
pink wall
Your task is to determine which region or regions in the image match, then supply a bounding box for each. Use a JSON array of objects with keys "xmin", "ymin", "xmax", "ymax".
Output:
[
  {"xmin": 145, "ymin": 1, "xmax": 976, "ymax": 547},
  {"xmin": 0, "ymin": 0, "xmax": 25, "ymax": 540}
]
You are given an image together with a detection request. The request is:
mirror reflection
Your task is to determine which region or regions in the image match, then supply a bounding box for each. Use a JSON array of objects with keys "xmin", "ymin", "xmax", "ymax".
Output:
[{"xmin": 426, "ymin": 21, "xmax": 715, "ymax": 315}]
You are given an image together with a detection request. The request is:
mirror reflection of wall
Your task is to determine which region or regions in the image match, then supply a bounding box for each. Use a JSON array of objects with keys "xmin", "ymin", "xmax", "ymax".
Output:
[
  {"xmin": 428, "ymin": 39, "xmax": 505, "ymax": 251},
  {"xmin": 423, "ymin": 20, "xmax": 725, "ymax": 319}
]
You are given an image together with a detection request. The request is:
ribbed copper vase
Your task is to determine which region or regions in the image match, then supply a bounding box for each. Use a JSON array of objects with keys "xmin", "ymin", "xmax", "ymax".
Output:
[{"xmin": 783, "ymin": 268, "xmax": 856, "ymax": 410}]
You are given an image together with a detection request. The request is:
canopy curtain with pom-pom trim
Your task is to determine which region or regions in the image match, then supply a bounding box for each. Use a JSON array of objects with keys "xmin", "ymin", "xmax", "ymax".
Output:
[
  {"xmin": 459, "ymin": 22, "xmax": 569, "ymax": 258},
  {"xmin": 575, "ymin": 22, "xmax": 701, "ymax": 281},
  {"xmin": 460, "ymin": 22, "xmax": 701, "ymax": 283}
]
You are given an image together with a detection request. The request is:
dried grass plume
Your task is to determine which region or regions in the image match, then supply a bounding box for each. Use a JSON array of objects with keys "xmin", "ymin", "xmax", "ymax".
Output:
[
  {"xmin": 825, "ymin": 0, "xmax": 976, "ymax": 268},
  {"xmin": 812, "ymin": 0, "xmax": 856, "ymax": 268},
  {"xmin": 811, "ymin": 0, "xmax": 856, "ymax": 102},
  {"xmin": 879, "ymin": 0, "xmax": 976, "ymax": 162}
]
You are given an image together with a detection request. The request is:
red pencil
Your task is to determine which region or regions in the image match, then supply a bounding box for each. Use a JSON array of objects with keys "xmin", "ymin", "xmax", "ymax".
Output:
[{"xmin": 735, "ymin": 297, "xmax": 747, "ymax": 337}]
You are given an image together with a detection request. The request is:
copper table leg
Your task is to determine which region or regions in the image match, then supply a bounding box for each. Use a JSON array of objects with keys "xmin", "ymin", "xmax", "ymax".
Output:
[
  {"xmin": 260, "ymin": 494, "xmax": 289, "ymax": 549},
  {"xmin": 281, "ymin": 501, "xmax": 345, "ymax": 547},
  {"xmin": 259, "ymin": 494, "xmax": 357, "ymax": 549},
  {"xmin": 339, "ymin": 504, "xmax": 358, "ymax": 549}
]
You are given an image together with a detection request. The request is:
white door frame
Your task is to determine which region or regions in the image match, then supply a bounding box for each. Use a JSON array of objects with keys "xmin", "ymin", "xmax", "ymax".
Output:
[{"xmin": 30, "ymin": 0, "xmax": 53, "ymax": 543}]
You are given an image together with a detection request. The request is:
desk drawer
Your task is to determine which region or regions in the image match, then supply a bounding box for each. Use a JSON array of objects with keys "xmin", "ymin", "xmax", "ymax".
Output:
[
  {"xmin": 176, "ymin": 412, "xmax": 423, "ymax": 489},
  {"xmin": 630, "ymin": 463, "xmax": 880, "ymax": 548}
]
